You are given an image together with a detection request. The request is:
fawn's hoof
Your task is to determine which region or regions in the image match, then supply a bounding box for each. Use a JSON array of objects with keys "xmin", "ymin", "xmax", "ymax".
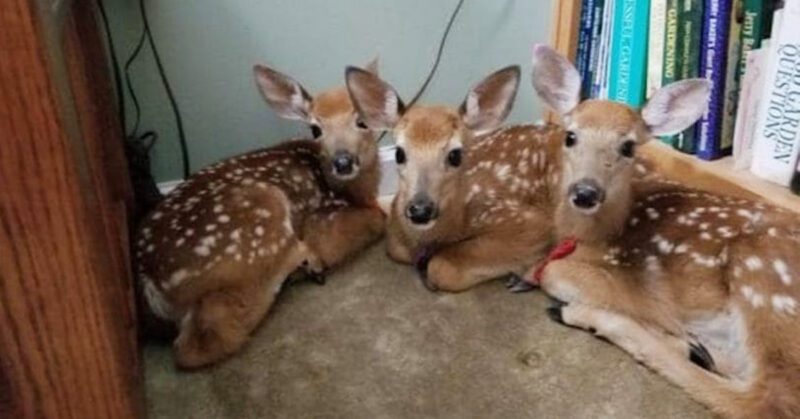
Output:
[
  {"xmin": 545, "ymin": 299, "xmax": 568, "ymax": 325},
  {"xmin": 505, "ymin": 273, "xmax": 536, "ymax": 293},
  {"xmin": 689, "ymin": 341, "xmax": 716, "ymax": 372}
]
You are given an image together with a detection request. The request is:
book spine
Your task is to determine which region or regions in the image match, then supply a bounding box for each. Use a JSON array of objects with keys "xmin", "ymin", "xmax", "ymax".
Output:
[
  {"xmin": 739, "ymin": 0, "xmax": 767, "ymax": 79},
  {"xmin": 675, "ymin": 0, "xmax": 704, "ymax": 154},
  {"xmin": 719, "ymin": 0, "xmax": 744, "ymax": 154},
  {"xmin": 659, "ymin": 0, "xmax": 682, "ymax": 146},
  {"xmin": 648, "ymin": 0, "xmax": 669, "ymax": 98},
  {"xmin": 732, "ymin": 47, "xmax": 768, "ymax": 169},
  {"xmin": 696, "ymin": 0, "xmax": 732, "ymax": 160},
  {"xmin": 609, "ymin": 0, "xmax": 651, "ymax": 107},
  {"xmin": 751, "ymin": 3, "xmax": 800, "ymax": 186},
  {"xmin": 576, "ymin": 0, "xmax": 596, "ymax": 98},
  {"xmin": 595, "ymin": 0, "xmax": 616, "ymax": 98},
  {"xmin": 586, "ymin": 0, "xmax": 606, "ymax": 98}
]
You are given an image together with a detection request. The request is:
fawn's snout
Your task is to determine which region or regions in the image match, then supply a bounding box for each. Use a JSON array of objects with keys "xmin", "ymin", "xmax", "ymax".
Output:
[
  {"xmin": 405, "ymin": 194, "xmax": 438, "ymax": 227},
  {"xmin": 332, "ymin": 150, "xmax": 359, "ymax": 179},
  {"xmin": 568, "ymin": 179, "xmax": 605, "ymax": 213}
]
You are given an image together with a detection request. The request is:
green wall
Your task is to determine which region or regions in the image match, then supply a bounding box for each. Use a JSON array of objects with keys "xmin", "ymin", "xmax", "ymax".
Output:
[{"xmin": 106, "ymin": 0, "xmax": 555, "ymax": 183}]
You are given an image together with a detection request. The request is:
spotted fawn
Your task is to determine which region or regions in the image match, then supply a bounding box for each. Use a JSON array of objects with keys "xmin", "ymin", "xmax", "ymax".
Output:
[
  {"xmin": 134, "ymin": 60, "xmax": 385, "ymax": 368},
  {"xmin": 345, "ymin": 65, "xmax": 567, "ymax": 292},
  {"xmin": 532, "ymin": 44, "xmax": 800, "ymax": 418}
]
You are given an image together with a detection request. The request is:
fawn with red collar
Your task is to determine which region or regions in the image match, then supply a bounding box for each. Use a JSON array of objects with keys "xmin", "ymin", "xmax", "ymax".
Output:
[
  {"xmin": 135, "ymin": 60, "xmax": 385, "ymax": 368},
  {"xmin": 532, "ymin": 44, "xmax": 800, "ymax": 418},
  {"xmin": 345, "ymin": 65, "xmax": 564, "ymax": 292}
]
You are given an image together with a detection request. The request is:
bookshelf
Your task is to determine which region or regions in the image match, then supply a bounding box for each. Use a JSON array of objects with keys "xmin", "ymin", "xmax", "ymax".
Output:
[{"xmin": 549, "ymin": 0, "xmax": 800, "ymax": 214}]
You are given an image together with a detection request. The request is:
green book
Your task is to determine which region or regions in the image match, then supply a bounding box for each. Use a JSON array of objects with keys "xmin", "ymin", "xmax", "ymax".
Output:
[
  {"xmin": 674, "ymin": 0, "xmax": 703, "ymax": 154},
  {"xmin": 659, "ymin": 0, "xmax": 681, "ymax": 145},
  {"xmin": 720, "ymin": 0, "xmax": 744, "ymax": 154},
  {"xmin": 739, "ymin": 0, "xmax": 772, "ymax": 79}
]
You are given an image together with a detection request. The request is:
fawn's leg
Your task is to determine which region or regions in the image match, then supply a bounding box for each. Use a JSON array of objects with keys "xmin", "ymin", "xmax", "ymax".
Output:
[
  {"xmin": 547, "ymin": 303, "xmax": 743, "ymax": 413},
  {"xmin": 173, "ymin": 239, "xmax": 313, "ymax": 369},
  {"xmin": 301, "ymin": 206, "xmax": 385, "ymax": 268},
  {"xmin": 540, "ymin": 257, "xmax": 684, "ymax": 336},
  {"xmin": 423, "ymin": 209, "xmax": 552, "ymax": 292}
]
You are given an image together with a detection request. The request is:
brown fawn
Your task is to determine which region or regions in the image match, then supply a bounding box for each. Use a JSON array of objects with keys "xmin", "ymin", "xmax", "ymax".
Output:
[
  {"xmin": 345, "ymin": 65, "xmax": 564, "ymax": 292},
  {"xmin": 531, "ymin": 44, "xmax": 800, "ymax": 418},
  {"xmin": 134, "ymin": 60, "xmax": 385, "ymax": 368}
]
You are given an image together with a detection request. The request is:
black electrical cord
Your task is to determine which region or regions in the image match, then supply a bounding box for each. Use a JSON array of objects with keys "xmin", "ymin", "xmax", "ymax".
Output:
[
  {"xmin": 124, "ymin": 26, "xmax": 148, "ymax": 137},
  {"xmin": 95, "ymin": 0, "xmax": 127, "ymax": 136},
  {"xmin": 139, "ymin": 0, "xmax": 191, "ymax": 179},
  {"xmin": 407, "ymin": 0, "xmax": 465, "ymax": 108},
  {"xmin": 377, "ymin": 0, "xmax": 465, "ymax": 142}
]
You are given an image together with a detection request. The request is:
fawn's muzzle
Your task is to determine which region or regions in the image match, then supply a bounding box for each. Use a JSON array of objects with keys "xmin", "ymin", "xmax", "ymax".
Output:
[
  {"xmin": 405, "ymin": 195, "xmax": 438, "ymax": 226},
  {"xmin": 568, "ymin": 179, "xmax": 605, "ymax": 212},
  {"xmin": 332, "ymin": 151, "xmax": 359, "ymax": 178}
]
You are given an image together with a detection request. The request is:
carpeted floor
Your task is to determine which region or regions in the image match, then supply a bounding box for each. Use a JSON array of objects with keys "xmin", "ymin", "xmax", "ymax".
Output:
[{"xmin": 144, "ymin": 241, "xmax": 711, "ymax": 418}]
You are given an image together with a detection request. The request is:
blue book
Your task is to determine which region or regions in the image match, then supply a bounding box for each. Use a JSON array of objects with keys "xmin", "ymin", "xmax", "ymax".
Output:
[
  {"xmin": 576, "ymin": 0, "xmax": 597, "ymax": 98},
  {"xmin": 696, "ymin": 0, "xmax": 732, "ymax": 160},
  {"xmin": 608, "ymin": 0, "xmax": 650, "ymax": 107},
  {"xmin": 586, "ymin": 0, "xmax": 606, "ymax": 98}
]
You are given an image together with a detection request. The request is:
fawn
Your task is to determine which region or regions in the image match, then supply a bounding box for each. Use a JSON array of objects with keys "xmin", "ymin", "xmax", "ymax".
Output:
[
  {"xmin": 134, "ymin": 60, "xmax": 385, "ymax": 368},
  {"xmin": 531, "ymin": 44, "xmax": 800, "ymax": 418},
  {"xmin": 345, "ymin": 65, "xmax": 563, "ymax": 292}
]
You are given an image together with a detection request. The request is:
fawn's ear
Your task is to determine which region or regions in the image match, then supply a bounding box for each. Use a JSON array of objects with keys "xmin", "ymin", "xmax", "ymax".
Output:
[
  {"xmin": 345, "ymin": 66, "xmax": 405, "ymax": 130},
  {"xmin": 363, "ymin": 56, "xmax": 379, "ymax": 75},
  {"xmin": 253, "ymin": 65, "xmax": 313, "ymax": 122},
  {"xmin": 459, "ymin": 65, "xmax": 521, "ymax": 135},
  {"xmin": 641, "ymin": 79, "xmax": 712, "ymax": 136},
  {"xmin": 530, "ymin": 44, "xmax": 581, "ymax": 115}
]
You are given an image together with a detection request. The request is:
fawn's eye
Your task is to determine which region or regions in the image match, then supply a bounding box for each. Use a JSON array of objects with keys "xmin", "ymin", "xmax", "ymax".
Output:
[
  {"xmin": 310, "ymin": 124, "xmax": 322, "ymax": 139},
  {"xmin": 356, "ymin": 118, "xmax": 368, "ymax": 130},
  {"xmin": 395, "ymin": 147, "xmax": 407, "ymax": 164},
  {"xmin": 619, "ymin": 140, "xmax": 636, "ymax": 158},
  {"xmin": 564, "ymin": 131, "xmax": 577, "ymax": 148},
  {"xmin": 447, "ymin": 148, "xmax": 462, "ymax": 167}
]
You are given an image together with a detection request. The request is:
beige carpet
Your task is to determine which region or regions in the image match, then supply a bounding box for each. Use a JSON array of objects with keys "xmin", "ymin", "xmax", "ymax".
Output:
[{"xmin": 143, "ymin": 241, "xmax": 711, "ymax": 418}]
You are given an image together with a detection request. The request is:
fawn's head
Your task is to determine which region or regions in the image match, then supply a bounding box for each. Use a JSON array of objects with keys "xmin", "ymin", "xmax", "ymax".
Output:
[
  {"xmin": 345, "ymin": 65, "xmax": 520, "ymax": 229},
  {"xmin": 253, "ymin": 59, "xmax": 380, "ymax": 181},
  {"xmin": 531, "ymin": 45, "xmax": 710, "ymax": 217}
]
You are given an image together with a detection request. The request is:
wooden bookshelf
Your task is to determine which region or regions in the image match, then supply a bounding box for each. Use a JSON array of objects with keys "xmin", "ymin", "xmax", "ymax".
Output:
[{"xmin": 549, "ymin": 0, "xmax": 800, "ymax": 215}]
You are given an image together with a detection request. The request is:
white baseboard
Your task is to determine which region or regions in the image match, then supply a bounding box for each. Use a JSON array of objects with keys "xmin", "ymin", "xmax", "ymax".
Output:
[{"xmin": 157, "ymin": 145, "xmax": 399, "ymax": 197}]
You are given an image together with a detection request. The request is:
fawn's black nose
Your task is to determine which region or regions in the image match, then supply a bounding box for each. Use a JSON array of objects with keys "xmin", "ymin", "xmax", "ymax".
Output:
[
  {"xmin": 332, "ymin": 151, "xmax": 357, "ymax": 176},
  {"xmin": 569, "ymin": 179, "xmax": 605, "ymax": 211},
  {"xmin": 405, "ymin": 196, "xmax": 438, "ymax": 225}
]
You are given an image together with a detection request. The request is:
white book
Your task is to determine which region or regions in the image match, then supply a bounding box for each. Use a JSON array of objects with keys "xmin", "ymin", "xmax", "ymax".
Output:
[
  {"xmin": 750, "ymin": 2, "xmax": 800, "ymax": 186},
  {"xmin": 733, "ymin": 46, "xmax": 769, "ymax": 170},
  {"xmin": 647, "ymin": 0, "xmax": 668, "ymax": 98}
]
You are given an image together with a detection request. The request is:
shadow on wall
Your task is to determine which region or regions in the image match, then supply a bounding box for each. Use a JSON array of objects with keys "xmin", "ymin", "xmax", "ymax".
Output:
[{"xmin": 106, "ymin": 0, "xmax": 555, "ymax": 184}]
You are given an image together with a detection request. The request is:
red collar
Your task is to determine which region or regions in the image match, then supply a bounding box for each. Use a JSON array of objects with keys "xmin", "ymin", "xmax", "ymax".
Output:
[{"xmin": 531, "ymin": 237, "xmax": 579, "ymax": 285}]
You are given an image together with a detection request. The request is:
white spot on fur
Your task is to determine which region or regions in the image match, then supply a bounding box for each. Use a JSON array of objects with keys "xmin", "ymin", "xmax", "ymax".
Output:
[
  {"xmin": 740, "ymin": 285, "xmax": 765, "ymax": 308},
  {"xmin": 255, "ymin": 226, "xmax": 265, "ymax": 236},
  {"xmin": 646, "ymin": 208, "xmax": 660, "ymax": 220},
  {"xmin": 218, "ymin": 214, "xmax": 230, "ymax": 223},
  {"xmin": 771, "ymin": 294, "xmax": 797, "ymax": 315},
  {"xmin": 773, "ymin": 260, "xmax": 792, "ymax": 285},
  {"xmin": 744, "ymin": 256, "xmax": 763, "ymax": 271},
  {"xmin": 151, "ymin": 211, "xmax": 163, "ymax": 220},
  {"xmin": 167, "ymin": 269, "xmax": 191, "ymax": 289}
]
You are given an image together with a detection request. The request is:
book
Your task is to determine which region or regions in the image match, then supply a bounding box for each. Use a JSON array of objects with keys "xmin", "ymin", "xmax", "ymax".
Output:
[
  {"xmin": 750, "ymin": 2, "xmax": 800, "ymax": 186},
  {"xmin": 719, "ymin": 0, "xmax": 745, "ymax": 155},
  {"xmin": 608, "ymin": 0, "xmax": 651, "ymax": 107},
  {"xmin": 675, "ymin": 0, "xmax": 705, "ymax": 154},
  {"xmin": 576, "ymin": 0, "xmax": 597, "ymax": 98},
  {"xmin": 696, "ymin": 0, "xmax": 733, "ymax": 160},
  {"xmin": 657, "ymin": 0, "xmax": 682, "ymax": 146},
  {"xmin": 732, "ymin": 46, "xmax": 769, "ymax": 169},
  {"xmin": 594, "ymin": 0, "xmax": 616, "ymax": 98},
  {"xmin": 739, "ymin": 0, "xmax": 771, "ymax": 80},
  {"xmin": 586, "ymin": 0, "xmax": 607, "ymax": 97},
  {"xmin": 648, "ymin": 0, "xmax": 669, "ymax": 98}
]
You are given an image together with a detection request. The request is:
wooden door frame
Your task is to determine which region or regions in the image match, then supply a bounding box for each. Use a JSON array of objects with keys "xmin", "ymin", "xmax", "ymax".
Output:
[{"xmin": 0, "ymin": 1, "xmax": 140, "ymax": 417}]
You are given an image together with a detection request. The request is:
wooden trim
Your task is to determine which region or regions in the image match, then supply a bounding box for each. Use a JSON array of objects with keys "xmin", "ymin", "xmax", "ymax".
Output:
[{"xmin": 0, "ymin": 1, "xmax": 140, "ymax": 417}]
